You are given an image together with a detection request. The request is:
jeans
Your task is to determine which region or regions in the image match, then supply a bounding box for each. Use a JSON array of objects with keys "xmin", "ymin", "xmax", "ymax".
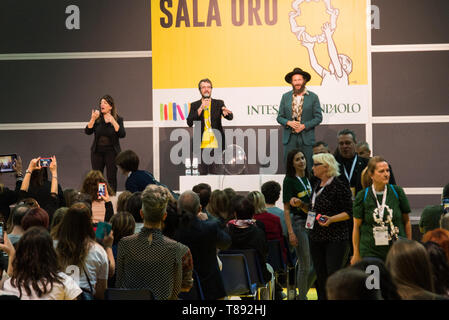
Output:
[
  {"xmin": 291, "ymin": 216, "xmax": 316, "ymax": 300},
  {"xmin": 309, "ymin": 240, "xmax": 350, "ymax": 300}
]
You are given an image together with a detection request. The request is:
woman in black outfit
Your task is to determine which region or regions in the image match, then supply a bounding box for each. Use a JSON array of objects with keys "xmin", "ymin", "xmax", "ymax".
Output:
[
  {"xmin": 309, "ymin": 152, "xmax": 353, "ymax": 300},
  {"xmin": 85, "ymin": 95, "xmax": 126, "ymax": 192}
]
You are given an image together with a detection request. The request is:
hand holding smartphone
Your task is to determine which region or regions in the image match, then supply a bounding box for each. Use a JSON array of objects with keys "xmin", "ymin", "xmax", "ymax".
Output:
[
  {"xmin": 0, "ymin": 221, "xmax": 4, "ymax": 244},
  {"xmin": 98, "ymin": 182, "xmax": 106, "ymax": 197},
  {"xmin": 39, "ymin": 157, "xmax": 52, "ymax": 167},
  {"xmin": 316, "ymin": 214, "xmax": 328, "ymax": 224}
]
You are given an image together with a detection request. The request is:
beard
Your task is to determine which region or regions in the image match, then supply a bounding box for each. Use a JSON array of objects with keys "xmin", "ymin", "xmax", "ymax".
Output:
[
  {"xmin": 292, "ymin": 83, "xmax": 305, "ymax": 95},
  {"xmin": 202, "ymin": 93, "xmax": 211, "ymax": 99}
]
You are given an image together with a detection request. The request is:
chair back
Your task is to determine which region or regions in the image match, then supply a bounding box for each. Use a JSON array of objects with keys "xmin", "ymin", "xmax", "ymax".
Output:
[
  {"xmin": 218, "ymin": 253, "xmax": 257, "ymax": 296},
  {"xmin": 104, "ymin": 288, "xmax": 154, "ymax": 300},
  {"xmin": 221, "ymin": 249, "xmax": 265, "ymax": 287},
  {"xmin": 267, "ymin": 239, "xmax": 286, "ymax": 273}
]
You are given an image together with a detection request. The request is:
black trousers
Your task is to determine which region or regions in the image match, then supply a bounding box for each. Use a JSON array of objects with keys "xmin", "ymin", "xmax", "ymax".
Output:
[
  {"xmin": 91, "ymin": 149, "xmax": 118, "ymax": 192},
  {"xmin": 309, "ymin": 240, "xmax": 350, "ymax": 300}
]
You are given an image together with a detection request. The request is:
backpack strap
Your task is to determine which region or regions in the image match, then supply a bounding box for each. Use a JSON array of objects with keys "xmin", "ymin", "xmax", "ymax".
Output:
[
  {"xmin": 363, "ymin": 187, "xmax": 370, "ymax": 202},
  {"xmin": 389, "ymin": 184, "xmax": 399, "ymax": 200}
]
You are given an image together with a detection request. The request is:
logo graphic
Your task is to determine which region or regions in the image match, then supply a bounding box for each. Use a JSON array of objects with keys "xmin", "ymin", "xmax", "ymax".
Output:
[
  {"xmin": 160, "ymin": 102, "xmax": 191, "ymax": 121},
  {"xmin": 289, "ymin": 0, "xmax": 353, "ymax": 87}
]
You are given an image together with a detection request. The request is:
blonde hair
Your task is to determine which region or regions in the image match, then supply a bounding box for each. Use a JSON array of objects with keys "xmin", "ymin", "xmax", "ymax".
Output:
[
  {"xmin": 247, "ymin": 191, "xmax": 266, "ymax": 214},
  {"xmin": 312, "ymin": 153, "xmax": 340, "ymax": 177}
]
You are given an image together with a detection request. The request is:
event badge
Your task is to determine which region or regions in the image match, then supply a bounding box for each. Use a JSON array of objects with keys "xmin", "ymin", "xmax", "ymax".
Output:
[
  {"xmin": 373, "ymin": 226, "xmax": 389, "ymax": 246},
  {"xmin": 305, "ymin": 211, "xmax": 316, "ymax": 229}
]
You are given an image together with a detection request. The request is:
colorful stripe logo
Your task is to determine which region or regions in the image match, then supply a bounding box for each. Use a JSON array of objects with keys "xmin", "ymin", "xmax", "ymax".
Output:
[{"xmin": 160, "ymin": 103, "xmax": 190, "ymax": 121}]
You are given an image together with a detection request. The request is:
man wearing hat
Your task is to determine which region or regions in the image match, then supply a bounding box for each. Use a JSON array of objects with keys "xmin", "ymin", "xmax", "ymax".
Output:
[{"xmin": 277, "ymin": 68, "xmax": 323, "ymax": 170}]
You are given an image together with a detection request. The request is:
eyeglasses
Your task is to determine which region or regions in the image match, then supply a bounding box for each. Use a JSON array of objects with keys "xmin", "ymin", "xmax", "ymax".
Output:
[{"xmin": 313, "ymin": 163, "xmax": 323, "ymax": 167}]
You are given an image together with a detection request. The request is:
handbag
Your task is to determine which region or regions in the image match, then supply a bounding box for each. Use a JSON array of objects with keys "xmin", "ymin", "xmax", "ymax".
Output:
[{"xmin": 78, "ymin": 266, "xmax": 95, "ymax": 300}]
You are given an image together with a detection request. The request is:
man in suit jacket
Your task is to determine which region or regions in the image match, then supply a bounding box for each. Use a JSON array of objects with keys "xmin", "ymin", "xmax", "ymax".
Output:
[
  {"xmin": 277, "ymin": 68, "xmax": 323, "ymax": 171},
  {"xmin": 187, "ymin": 78, "xmax": 233, "ymax": 175}
]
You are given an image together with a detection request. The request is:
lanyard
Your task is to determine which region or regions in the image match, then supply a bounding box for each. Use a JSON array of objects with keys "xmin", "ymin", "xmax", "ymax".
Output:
[
  {"xmin": 372, "ymin": 185, "xmax": 388, "ymax": 220},
  {"xmin": 343, "ymin": 155, "xmax": 357, "ymax": 183},
  {"xmin": 311, "ymin": 177, "xmax": 334, "ymax": 211},
  {"xmin": 296, "ymin": 176, "xmax": 311, "ymax": 197}
]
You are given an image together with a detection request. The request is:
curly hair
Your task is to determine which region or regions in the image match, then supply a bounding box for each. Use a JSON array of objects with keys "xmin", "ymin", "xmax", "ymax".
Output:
[
  {"xmin": 141, "ymin": 185, "xmax": 171, "ymax": 223},
  {"xmin": 11, "ymin": 227, "xmax": 64, "ymax": 298},
  {"xmin": 80, "ymin": 170, "xmax": 115, "ymax": 201}
]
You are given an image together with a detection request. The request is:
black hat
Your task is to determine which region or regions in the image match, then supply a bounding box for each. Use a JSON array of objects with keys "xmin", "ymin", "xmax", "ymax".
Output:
[{"xmin": 285, "ymin": 67, "xmax": 311, "ymax": 84}]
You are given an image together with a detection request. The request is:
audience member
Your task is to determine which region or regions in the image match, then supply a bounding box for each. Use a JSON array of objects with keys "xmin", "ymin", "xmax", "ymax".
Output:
[
  {"xmin": 355, "ymin": 141, "xmax": 371, "ymax": 159},
  {"xmin": 261, "ymin": 181, "xmax": 287, "ymax": 237},
  {"xmin": 163, "ymin": 197, "xmax": 179, "ymax": 239},
  {"xmin": 352, "ymin": 156, "xmax": 411, "ymax": 264},
  {"xmin": 49, "ymin": 207, "xmax": 68, "ymax": 239},
  {"xmin": 21, "ymin": 207, "xmax": 50, "ymax": 231},
  {"xmin": 312, "ymin": 141, "xmax": 330, "ymax": 155},
  {"xmin": 62, "ymin": 188, "xmax": 77, "ymax": 209},
  {"xmin": 207, "ymin": 190, "xmax": 231, "ymax": 228},
  {"xmin": 108, "ymin": 211, "xmax": 135, "ymax": 288},
  {"xmin": 226, "ymin": 195, "xmax": 273, "ymax": 289},
  {"xmin": 309, "ymin": 153, "xmax": 353, "ymax": 300},
  {"xmin": 223, "ymin": 188, "xmax": 237, "ymax": 221},
  {"xmin": 282, "ymin": 149, "xmax": 315, "ymax": 300},
  {"xmin": 248, "ymin": 191, "xmax": 286, "ymax": 260},
  {"xmin": 386, "ymin": 239, "xmax": 444, "ymax": 300},
  {"xmin": 192, "ymin": 183, "xmax": 212, "ymax": 217},
  {"xmin": 19, "ymin": 156, "xmax": 63, "ymax": 224},
  {"xmin": 422, "ymin": 228, "xmax": 449, "ymax": 261},
  {"xmin": 126, "ymin": 191, "xmax": 144, "ymax": 234},
  {"xmin": 175, "ymin": 190, "xmax": 231, "ymax": 300},
  {"xmin": 115, "ymin": 150, "xmax": 176, "ymax": 198},
  {"xmin": 116, "ymin": 191, "xmax": 132, "ymax": 213},
  {"xmin": 419, "ymin": 183, "xmax": 449, "ymax": 235},
  {"xmin": 351, "ymin": 257, "xmax": 401, "ymax": 300},
  {"xmin": 6, "ymin": 204, "xmax": 29, "ymax": 245},
  {"xmin": 326, "ymin": 267, "xmax": 381, "ymax": 300},
  {"xmin": 55, "ymin": 202, "xmax": 111, "ymax": 300},
  {"xmin": 0, "ymin": 227, "xmax": 81, "ymax": 300},
  {"xmin": 115, "ymin": 185, "xmax": 193, "ymax": 300},
  {"xmin": 423, "ymin": 241, "xmax": 449, "ymax": 296},
  {"xmin": 80, "ymin": 170, "xmax": 114, "ymax": 223}
]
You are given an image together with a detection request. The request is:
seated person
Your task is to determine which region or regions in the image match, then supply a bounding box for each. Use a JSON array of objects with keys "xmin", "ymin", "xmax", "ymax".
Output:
[
  {"xmin": 115, "ymin": 185, "xmax": 193, "ymax": 300},
  {"xmin": 419, "ymin": 183, "xmax": 449, "ymax": 234}
]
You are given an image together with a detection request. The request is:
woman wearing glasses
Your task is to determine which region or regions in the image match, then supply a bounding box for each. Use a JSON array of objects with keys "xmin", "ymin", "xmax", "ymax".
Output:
[
  {"xmin": 308, "ymin": 152, "xmax": 353, "ymax": 300},
  {"xmin": 282, "ymin": 149, "xmax": 315, "ymax": 300}
]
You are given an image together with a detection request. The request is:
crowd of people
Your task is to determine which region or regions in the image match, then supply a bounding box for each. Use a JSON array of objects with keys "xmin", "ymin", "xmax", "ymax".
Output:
[{"xmin": 0, "ymin": 128, "xmax": 448, "ymax": 300}]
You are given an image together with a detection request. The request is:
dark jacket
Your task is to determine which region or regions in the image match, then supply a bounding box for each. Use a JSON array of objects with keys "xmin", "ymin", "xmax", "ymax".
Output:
[
  {"xmin": 174, "ymin": 218, "xmax": 231, "ymax": 300},
  {"xmin": 187, "ymin": 98, "xmax": 233, "ymax": 150},
  {"xmin": 0, "ymin": 180, "xmax": 22, "ymax": 222},
  {"xmin": 85, "ymin": 116, "xmax": 126, "ymax": 154}
]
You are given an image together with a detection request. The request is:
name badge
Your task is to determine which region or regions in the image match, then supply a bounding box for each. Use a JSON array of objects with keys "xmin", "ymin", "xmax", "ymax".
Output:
[
  {"xmin": 305, "ymin": 211, "xmax": 316, "ymax": 229},
  {"xmin": 373, "ymin": 226, "xmax": 389, "ymax": 246}
]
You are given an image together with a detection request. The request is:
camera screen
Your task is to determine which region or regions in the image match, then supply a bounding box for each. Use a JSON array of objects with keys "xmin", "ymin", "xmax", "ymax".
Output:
[
  {"xmin": 0, "ymin": 154, "xmax": 17, "ymax": 173},
  {"xmin": 39, "ymin": 158, "xmax": 52, "ymax": 167}
]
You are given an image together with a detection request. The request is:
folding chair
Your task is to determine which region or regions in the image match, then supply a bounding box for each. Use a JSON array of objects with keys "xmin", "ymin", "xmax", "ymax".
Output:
[
  {"xmin": 218, "ymin": 252, "xmax": 257, "ymax": 298},
  {"xmin": 104, "ymin": 288, "xmax": 154, "ymax": 300},
  {"xmin": 267, "ymin": 239, "xmax": 287, "ymax": 299},
  {"xmin": 221, "ymin": 249, "xmax": 272, "ymax": 300},
  {"xmin": 179, "ymin": 269, "xmax": 205, "ymax": 300}
]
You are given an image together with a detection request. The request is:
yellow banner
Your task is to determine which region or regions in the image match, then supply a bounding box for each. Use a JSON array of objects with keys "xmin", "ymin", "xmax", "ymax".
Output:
[{"xmin": 152, "ymin": 0, "xmax": 367, "ymax": 89}]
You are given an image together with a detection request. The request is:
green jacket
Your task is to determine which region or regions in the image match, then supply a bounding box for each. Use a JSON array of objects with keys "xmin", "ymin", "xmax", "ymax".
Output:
[{"xmin": 276, "ymin": 90, "xmax": 322, "ymax": 145}]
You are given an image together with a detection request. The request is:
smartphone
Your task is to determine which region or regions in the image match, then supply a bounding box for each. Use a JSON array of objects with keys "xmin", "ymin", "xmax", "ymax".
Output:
[
  {"xmin": 98, "ymin": 182, "xmax": 106, "ymax": 197},
  {"xmin": 39, "ymin": 157, "xmax": 52, "ymax": 167},
  {"xmin": 0, "ymin": 221, "xmax": 4, "ymax": 244},
  {"xmin": 0, "ymin": 154, "xmax": 17, "ymax": 173},
  {"xmin": 316, "ymin": 214, "xmax": 328, "ymax": 223},
  {"xmin": 95, "ymin": 221, "xmax": 112, "ymax": 239}
]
